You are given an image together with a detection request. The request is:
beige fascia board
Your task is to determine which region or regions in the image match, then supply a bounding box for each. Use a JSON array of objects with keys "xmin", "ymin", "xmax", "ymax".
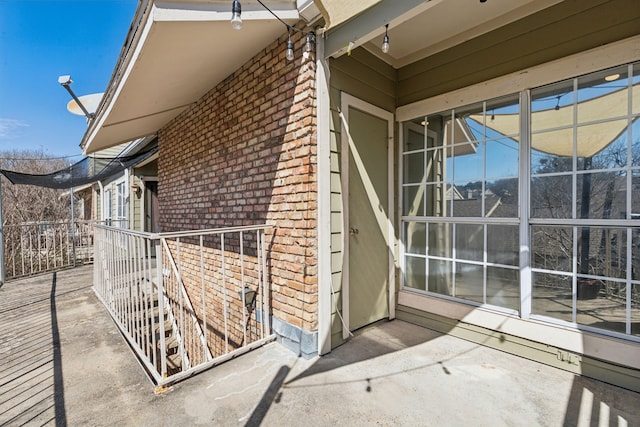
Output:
[
  {"xmin": 323, "ymin": 0, "xmax": 433, "ymax": 59},
  {"xmin": 153, "ymin": 1, "xmax": 299, "ymax": 22}
]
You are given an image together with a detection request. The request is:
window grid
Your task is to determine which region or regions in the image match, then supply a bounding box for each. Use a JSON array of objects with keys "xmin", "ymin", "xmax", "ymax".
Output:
[{"xmin": 401, "ymin": 61, "xmax": 640, "ymax": 340}]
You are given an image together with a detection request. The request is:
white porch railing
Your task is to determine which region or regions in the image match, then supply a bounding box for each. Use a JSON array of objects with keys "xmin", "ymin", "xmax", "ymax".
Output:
[
  {"xmin": 3, "ymin": 220, "xmax": 100, "ymax": 280},
  {"xmin": 92, "ymin": 224, "xmax": 274, "ymax": 389}
]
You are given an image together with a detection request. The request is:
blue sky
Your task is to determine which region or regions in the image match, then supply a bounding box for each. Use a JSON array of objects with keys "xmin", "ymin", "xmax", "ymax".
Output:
[{"xmin": 0, "ymin": 0, "xmax": 137, "ymax": 159}]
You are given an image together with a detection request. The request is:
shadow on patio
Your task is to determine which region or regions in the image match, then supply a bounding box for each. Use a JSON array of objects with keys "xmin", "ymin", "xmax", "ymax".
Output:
[
  {"xmin": 1, "ymin": 266, "xmax": 638, "ymax": 426},
  {"xmin": 245, "ymin": 320, "xmax": 640, "ymax": 426}
]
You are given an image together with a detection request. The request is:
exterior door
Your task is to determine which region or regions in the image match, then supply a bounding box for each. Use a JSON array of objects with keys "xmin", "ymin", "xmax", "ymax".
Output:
[
  {"xmin": 342, "ymin": 93, "xmax": 394, "ymax": 337},
  {"xmin": 145, "ymin": 181, "xmax": 159, "ymax": 233}
]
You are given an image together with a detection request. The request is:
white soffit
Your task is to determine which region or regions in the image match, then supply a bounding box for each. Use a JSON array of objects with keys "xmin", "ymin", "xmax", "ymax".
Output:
[
  {"xmin": 83, "ymin": 1, "xmax": 298, "ymax": 154},
  {"xmin": 372, "ymin": 0, "xmax": 565, "ymax": 68},
  {"xmin": 325, "ymin": 0, "xmax": 564, "ymax": 66}
]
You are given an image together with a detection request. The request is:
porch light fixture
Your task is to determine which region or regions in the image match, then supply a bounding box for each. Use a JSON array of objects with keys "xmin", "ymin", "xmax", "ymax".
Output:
[
  {"xmin": 230, "ymin": 0, "xmax": 315, "ymax": 61},
  {"xmin": 303, "ymin": 32, "xmax": 316, "ymax": 59},
  {"xmin": 605, "ymin": 73, "xmax": 620, "ymax": 82},
  {"xmin": 286, "ymin": 32, "xmax": 295, "ymax": 61},
  {"xmin": 238, "ymin": 286, "xmax": 256, "ymax": 309},
  {"xmin": 381, "ymin": 24, "xmax": 390, "ymax": 54},
  {"xmin": 230, "ymin": 0, "xmax": 242, "ymax": 30}
]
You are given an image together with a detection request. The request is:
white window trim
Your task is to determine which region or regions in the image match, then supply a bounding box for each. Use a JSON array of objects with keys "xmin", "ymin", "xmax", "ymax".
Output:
[
  {"xmin": 116, "ymin": 180, "xmax": 127, "ymax": 220},
  {"xmin": 104, "ymin": 189, "xmax": 112, "ymax": 221},
  {"xmin": 397, "ymin": 35, "xmax": 640, "ymax": 122}
]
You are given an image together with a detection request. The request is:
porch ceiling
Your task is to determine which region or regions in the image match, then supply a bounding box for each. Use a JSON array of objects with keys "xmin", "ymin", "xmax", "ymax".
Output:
[
  {"xmin": 82, "ymin": 1, "xmax": 298, "ymax": 154},
  {"xmin": 323, "ymin": 0, "xmax": 564, "ymax": 67}
]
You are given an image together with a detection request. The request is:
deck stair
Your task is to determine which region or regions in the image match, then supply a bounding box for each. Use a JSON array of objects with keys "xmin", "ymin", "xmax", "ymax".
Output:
[{"xmin": 140, "ymin": 285, "xmax": 185, "ymax": 377}]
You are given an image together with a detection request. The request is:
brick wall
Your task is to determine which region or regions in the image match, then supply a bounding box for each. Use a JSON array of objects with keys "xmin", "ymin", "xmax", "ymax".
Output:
[
  {"xmin": 163, "ymin": 236, "xmax": 264, "ymax": 363},
  {"xmin": 157, "ymin": 27, "xmax": 318, "ymax": 342}
]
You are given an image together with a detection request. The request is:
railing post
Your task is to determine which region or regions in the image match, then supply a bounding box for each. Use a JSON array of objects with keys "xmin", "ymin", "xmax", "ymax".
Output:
[
  {"xmin": 156, "ymin": 237, "xmax": 167, "ymax": 378},
  {"xmin": 200, "ymin": 235, "xmax": 208, "ymax": 361},
  {"xmin": 221, "ymin": 233, "xmax": 229, "ymax": 353},
  {"xmin": 0, "ymin": 176, "xmax": 4, "ymax": 288},
  {"xmin": 260, "ymin": 229, "xmax": 270, "ymax": 337},
  {"xmin": 240, "ymin": 231, "xmax": 247, "ymax": 346},
  {"xmin": 70, "ymin": 186, "xmax": 76, "ymax": 267}
]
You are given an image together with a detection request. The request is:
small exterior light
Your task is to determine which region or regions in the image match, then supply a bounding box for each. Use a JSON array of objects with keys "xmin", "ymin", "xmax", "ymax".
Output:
[
  {"xmin": 303, "ymin": 32, "xmax": 315, "ymax": 59},
  {"xmin": 231, "ymin": 0, "xmax": 242, "ymax": 30},
  {"xmin": 286, "ymin": 38, "xmax": 295, "ymax": 61},
  {"xmin": 239, "ymin": 286, "xmax": 256, "ymax": 309},
  {"xmin": 381, "ymin": 24, "xmax": 390, "ymax": 54}
]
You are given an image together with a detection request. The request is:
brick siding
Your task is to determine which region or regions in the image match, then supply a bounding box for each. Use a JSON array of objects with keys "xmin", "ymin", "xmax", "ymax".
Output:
[{"xmin": 157, "ymin": 26, "xmax": 318, "ymax": 349}]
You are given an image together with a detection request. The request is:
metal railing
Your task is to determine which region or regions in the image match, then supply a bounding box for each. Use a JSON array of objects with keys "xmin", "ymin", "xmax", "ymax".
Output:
[
  {"xmin": 2, "ymin": 220, "xmax": 100, "ymax": 280},
  {"xmin": 92, "ymin": 224, "xmax": 274, "ymax": 389}
]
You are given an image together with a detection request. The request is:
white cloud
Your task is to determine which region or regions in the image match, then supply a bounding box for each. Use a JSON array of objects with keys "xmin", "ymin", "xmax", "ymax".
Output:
[{"xmin": 0, "ymin": 118, "xmax": 29, "ymax": 139}]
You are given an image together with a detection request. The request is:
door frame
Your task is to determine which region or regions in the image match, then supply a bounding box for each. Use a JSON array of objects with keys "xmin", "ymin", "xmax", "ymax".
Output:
[{"xmin": 340, "ymin": 92, "xmax": 396, "ymax": 339}]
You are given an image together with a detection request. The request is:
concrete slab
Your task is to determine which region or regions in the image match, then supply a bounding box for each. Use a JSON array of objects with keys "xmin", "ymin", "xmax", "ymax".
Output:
[{"xmin": 1, "ymin": 266, "xmax": 638, "ymax": 426}]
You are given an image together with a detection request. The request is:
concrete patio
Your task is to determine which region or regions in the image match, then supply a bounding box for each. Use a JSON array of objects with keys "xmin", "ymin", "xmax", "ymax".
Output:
[{"xmin": 1, "ymin": 265, "xmax": 638, "ymax": 426}]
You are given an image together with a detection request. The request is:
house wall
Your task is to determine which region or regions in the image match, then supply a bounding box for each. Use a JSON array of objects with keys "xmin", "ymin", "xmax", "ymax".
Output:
[
  {"xmin": 320, "ymin": 0, "xmax": 639, "ymax": 387},
  {"xmin": 157, "ymin": 27, "xmax": 319, "ymax": 357},
  {"xmin": 328, "ymin": 49, "xmax": 397, "ymax": 347},
  {"xmin": 397, "ymin": 0, "xmax": 640, "ymax": 106},
  {"xmin": 388, "ymin": 0, "xmax": 640, "ymax": 390}
]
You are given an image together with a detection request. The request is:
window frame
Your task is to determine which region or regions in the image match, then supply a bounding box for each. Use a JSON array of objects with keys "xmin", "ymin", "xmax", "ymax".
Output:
[{"xmin": 398, "ymin": 58, "xmax": 640, "ymax": 341}]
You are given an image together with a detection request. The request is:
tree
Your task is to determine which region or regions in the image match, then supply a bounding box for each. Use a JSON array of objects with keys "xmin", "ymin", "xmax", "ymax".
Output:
[{"xmin": 0, "ymin": 149, "xmax": 74, "ymax": 225}]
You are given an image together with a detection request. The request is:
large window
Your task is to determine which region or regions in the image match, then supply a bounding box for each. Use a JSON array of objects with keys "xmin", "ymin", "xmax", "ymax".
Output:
[
  {"xmin": 402, "ymin": 94, "xmax": 521, "ymax": 313},
  {"xmin": 401, "ymin": 61, "xmax": 640, "ymax": 339}
]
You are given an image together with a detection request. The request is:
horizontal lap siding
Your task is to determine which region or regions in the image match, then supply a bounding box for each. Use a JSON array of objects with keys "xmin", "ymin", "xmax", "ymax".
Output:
[{"xmin": 398, "ymin": 0, "xmax": 640, "ymax": 107}]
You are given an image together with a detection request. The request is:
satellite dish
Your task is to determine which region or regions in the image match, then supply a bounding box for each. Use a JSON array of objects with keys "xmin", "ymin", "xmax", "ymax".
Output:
[{"xmin": 67, "ymin": 92, "xmax": 103, "ymax": 116}]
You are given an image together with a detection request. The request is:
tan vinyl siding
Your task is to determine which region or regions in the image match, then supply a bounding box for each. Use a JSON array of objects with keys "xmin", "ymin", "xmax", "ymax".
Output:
[
  {"xmin": 331, "ymin": 49, "xmax": 397, "ymax": 112},
  {"xmin": 329, "ymin": 48, "xmax": 397, "ymax": 347},
  {"xmin": 98, "ymin": 142, "xmax": 130, "ymax": 159},
  {"xmin": 397, "ymin": 0, "xmax": 640, "ymax": 106}
]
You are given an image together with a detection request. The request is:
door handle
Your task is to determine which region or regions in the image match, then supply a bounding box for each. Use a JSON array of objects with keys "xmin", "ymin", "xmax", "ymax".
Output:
[{"xmin": 349, "ymin": 227, "xmax": 359, "ymax": 236}]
